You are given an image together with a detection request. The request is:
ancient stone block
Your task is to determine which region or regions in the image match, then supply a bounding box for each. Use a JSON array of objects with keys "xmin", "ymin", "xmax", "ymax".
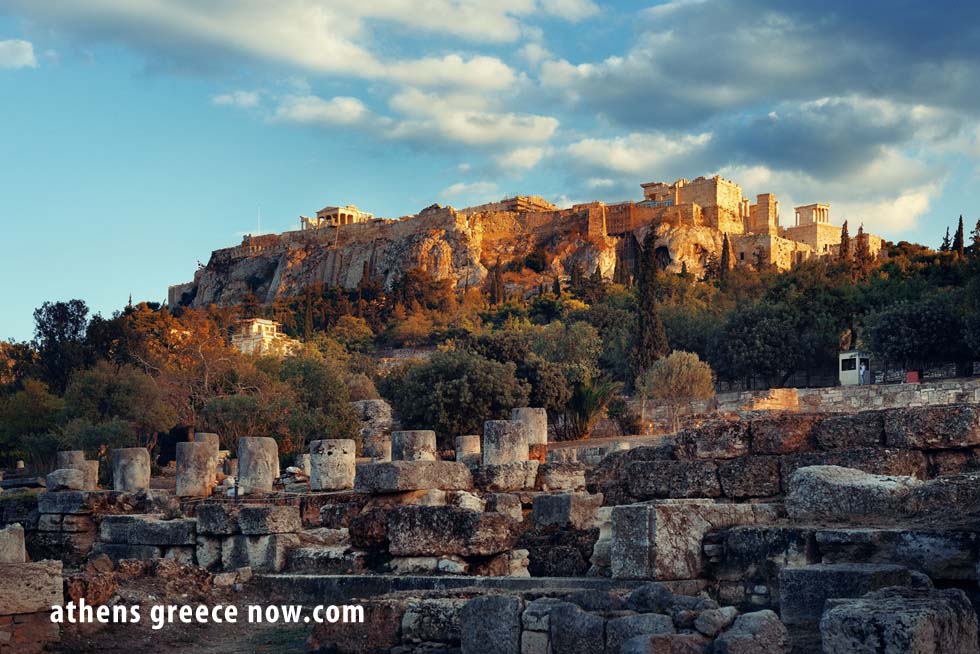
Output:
[
  {"xmin": 460, "ymin": 595, "xmax": 523, "ymax": 654},
  {"xmin": 176, "ymin": 441, "xmax": 213, "ymax": 498},
  {"xmin": 309, "ymin": 599, "xmax": 403, "ymax": 654},
  {"xmin": 474, "ymin": 461, "xmax": 539, "ymax": 492},
  {"xmin": 626, "ymin": 460, "xmax": 720, "ymax": 499},
  {"xmin": 0, "ymin": 560, "xmax": 62, "ymax": 616},
  {"xmin": 535, "ymin": 462, "xmax": 586, "ymax": 491},
  {"xmin": 815, "ymin": 528, "xmax": 979, "ymax": 581},
  {"xmin": 532, "ymin": 492, "xmax": 602, "ymax": 530},
  {"xmin": 46, "ymin": 468, "xmax": 85, "ymax": 491},
  {"xmin": 712, "ymin": 610, "xmax": 790, "ymax": 654},
  {"xmin": 694, "ymin": 606, "xmax": 738, "ymax": 637},
  {"xmin": 779, "ymin": 448, "xmax": 927, "ymax": 489},
  {"xmin": 713, "ymin": 526, "xmax": 816, "ymax": 594},
  {"xmin": 511, "ymin": 407, "xmax": 548, "ymax": 446},
  {"xmin": 237, "ymin": 505, "xmax": 301, "ymax": 535},
  {"xmin": 718, "ymin": 456, "xmax": 781, "ymax": 499},
  {"xmin": 621, "ymin": 633, "xmax": 711, "ymax": 654},
  {"xmin": 884, "ymin": 404, "xmax": 980, "ymax": 450},
  {"xmin": 750, "ymin": 414, "xmax": 823, "ymax": 454},
  {"xmin": 112, "ymin": 447, "xmax": 151, "ymax": 492},
  {"xmin": 785, "ymin": 466, "xmax": 920, "ymax": 525},
  {"xmin": 402, "ymin": 598, "xmax": 466, "ymax": 644},
  {"xmin": 193, "ymin": 432, "xmax": 221, "ymax": 484},
  {"xmin": 820, "ymin": 587, "xmax": 979, "ymax": 654},
  {"xmin": 352, "ymin": 398, "xmax": 394, "ymax": 459},
  {"xmin": 221, "ymin": 533, "xmax": 299, "ymax": 572},
  {"xmin": 486, "ymin": 493, "xmax": 523, "ymax": 521},
  {"xmin": 196, "ymin": 535, "xmax": 222, "ymax": 570},
  {"xmin": 456, "ymin": 434, "xmax": 481, "ymax": 466},
  {"xmin": 678, "ymin": 421, "xmax": 749, "ymax": 459},
  {"xmin": 814, "ymin": 412, "xmax": 884, "ymax": 450},
  {"xmin": 611, "ymin": 500, "xmax": 781, "ymax": 580},
  {"xmin": 354, "ymin": 461, "xmax": 473, "ymax": 493},
  {"xmin": 89, "ymin": 543, "xmax": 163, "ymax": 562},
  {"xmin": 606, "ymin": 613, "xmax": 675, "ymax": 653},
  {"xmin": 549, "ymin": 603, "xmax": 604, "ymax": 654},
  {"xmin": 483, "ymin": 420, "xmax": 529, "ymax": 465},
  {"xmin": 391, "ymin": 430, "xmax": 437, "ymax": 461},
  {"xmin": 195, "ymin": 503, "xmax": 241, "ymax": 535},
  {"xmin": 99, "ymin": 515, "xmax": 197, "ymax": 545},
  {"xmin": 779, "ymin": 563, "xmax": 912, "ymax": 625},
  {"xmin": 387, "ymin": 505, "xmax": 519, "ymax": 557},
  {"xmin": 309, "ymin": 439, "xmax": 356, "ymax": 491},
  {"xmin": 237, "ymin": 437, "xmax": 279, "ymax": 495},
  {"xmin": 0, "ymin": 524, "xmax": 25, "ymax": 564}
]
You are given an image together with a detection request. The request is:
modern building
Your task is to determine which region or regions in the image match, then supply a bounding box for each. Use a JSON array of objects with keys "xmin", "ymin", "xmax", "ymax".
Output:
[{"xmin": 230, "ymin": 318, "xmax": 300, "ymax": 356}]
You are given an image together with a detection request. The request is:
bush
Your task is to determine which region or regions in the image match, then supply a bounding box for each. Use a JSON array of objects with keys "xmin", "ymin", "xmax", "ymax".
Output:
[{"xmin": 636, "ymin": 351, "xmax": 715, "ymax": 432}]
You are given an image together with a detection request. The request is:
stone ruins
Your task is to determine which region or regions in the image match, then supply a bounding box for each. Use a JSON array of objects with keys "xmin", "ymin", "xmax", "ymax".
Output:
[
  {"xmin": 168, "ymin": 175, "xmax": 884, "ymax": 309},
  {"xmin": 4, "ymin": 386, "xmax": 980, "ymax": 653}
]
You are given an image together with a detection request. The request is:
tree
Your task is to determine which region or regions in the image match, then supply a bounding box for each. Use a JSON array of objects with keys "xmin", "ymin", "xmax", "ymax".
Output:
[
  {"xmin": 719, "ymin": 233, "xmax": 734, "ymax": 282},
  {"xmin": 865, "ymin": 294, "xmax": 967, "ymax": 372},
  {"xmin": 633, "ymin": 231, "xmax": 670, "ymax": 374},
  {"xmin": 552, "ymin": 276, "xmax": 562, "ymax": 297},
  {"xmin": 855, "ymin": 224, "xmax": 872, "ymax": 269},
  {"xmin": 378, "ymin": 350, "xmax": 530, "ymax": 449},
  {"xmin": 636, "ymin": 350, "xmax": 715, "ymax": 432},
  {"xmin": 32, "ymin": 299, "xmax": 90, "ymax": 393},
  {"xmin": 840, "ymin": 220, "xmax": 852, "ymax": 261},
  {"xmin": 330, "ymin": 315, "xmax": 374, "ymax": 351},
  {"xmin": 553, "ymin": 378, "xmax": 622, "ymax": 441},
  {"xmin": 941, "ymin": 226, "xmax": 952, "ymax": 252},
  {"xmin": 0, "ymin": 379, "xmax": 64, "ymax": 465},
  {"xmin": 953, "ymin": 215, "xmax": 965, "ymax": 256},
  {"xmin": 971, "ymin": 218, "xmax": 980, "ymax": 256},
  {"xmin": 707, "ymin": 302, "xmax": 802, "ymax": 388}
]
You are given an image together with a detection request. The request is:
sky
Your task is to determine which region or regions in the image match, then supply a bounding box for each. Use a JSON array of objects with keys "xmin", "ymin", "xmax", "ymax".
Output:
[{"xmin": 1, "ymin": 0, "xmax": 979, "ymax": 342}]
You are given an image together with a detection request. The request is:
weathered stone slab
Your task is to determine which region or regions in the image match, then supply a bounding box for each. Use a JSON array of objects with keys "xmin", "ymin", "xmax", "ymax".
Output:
[
  {"xmin": 606, "ymin": 612, "xmax": 674, "ymax": 653},
  {"xmin": 387, "ymin": 505, "xmax": 519, "ymax": 557},
  {"xmin": 884, "ymin": 404, "xmax": 980, "ymax": 450},
  {"xmin": 678, "ymin": 421, "xmax": 749, "ymax": 459},
  {"xmin": 815, "ymin": 411, "xmax": 884, "ymax": 450},
  {"xmin": 0, "ymin": 560, "xmax": 63, "ymax": 616},
  {"xmin": 718, "ymin": 456, "xmax": 781, "ymax": 499},
  {"xmin": 238, "ymin": 505, "xmax": 301, "ymax": 535},
  {"xmin": 820, "ymin": 587, "xmax": 979, "ymax": 654},
  {"xmin": 626, "ymin": 460, "xmax": 720, "ymax": 499},
  {"xmin": 0, "ymin": 523, "xmax": 25, "ymax": 563},
  {"xmin": 483, "ymin": 420, "xmax": 528, "ymax": 465},
  {"xmin": 98, "ymin": 515, "xmax": 197, "ymax": 545},
  {"xmin": 355, "ymin": 461, "xmax": 473, "ymax": 493},
  {"xmin": 536, "ymin": 462, "xmax": 586, "ymax": 491},
  {"xmin": 611, "ymin": 500, "xmax": 781, "ymax": 580},
  {"xmin": 460, "ymin": 594, "xmax": 522, "ymax": 654},
  {"xmin": 713, "ymin": 526, "xmax": 816, "ymax": 590},
  {"xmin": 779, "ymin": 563, "xmax": 912, "ymax": 625},
  {"xmin": 473, "ymin": 461, "xmax": 539, "ymax": 491},
  {"xmin": 750, "ymin": 414, "xmax": 823, "ymax": 454},
  {"xmin": 786, "ymin": 465, "xmax": 920, "ymax": 525},
  {"xmin": 780, "ymin": 448, "xmax": 927, "ymax": 489},
  {"xmin": 46, "ymin": 468, "xmax": 85, "ymax": 491},
  {"xmin": 815, "ymin": 528, "xmax": 979, "ymax": 581},
  {"xmin": 713, "ymin": 610, "xmax": 790, "ymax": 654},
  {"xmin": 194, "ymin": 503, "xmax": 241, "ymax": 535},
  {"xmin": 532, "ymin": 492, "xmax": 602, "ymax": 530},
  {"xmin": 309, "ymin": 599, "xmax": 403, "ymax": 654},
  {"xmin": 90, "ymin": 543, "xmax": 163, "ymax": 562},
  {"xmin": 401, "ymin": 598, "xmax": 466, "ymax": 644}
]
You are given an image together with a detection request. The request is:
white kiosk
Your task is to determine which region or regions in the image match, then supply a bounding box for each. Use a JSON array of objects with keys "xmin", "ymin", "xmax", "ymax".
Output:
[{"xmin": 839, "ymin": 350, "xmax": 871, "ymax": 386}]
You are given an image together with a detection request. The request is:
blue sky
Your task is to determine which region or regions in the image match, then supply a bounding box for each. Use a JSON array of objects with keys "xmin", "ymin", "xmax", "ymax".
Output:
[{"xmin": 1, "ymin": 1, "xmax": 979, "ymax": 342}]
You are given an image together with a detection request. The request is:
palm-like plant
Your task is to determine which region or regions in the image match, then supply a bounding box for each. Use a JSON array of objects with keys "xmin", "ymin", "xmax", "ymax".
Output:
[{"xmin": 554, "ymin": 378, "xmax": 623, "ymax": 441}]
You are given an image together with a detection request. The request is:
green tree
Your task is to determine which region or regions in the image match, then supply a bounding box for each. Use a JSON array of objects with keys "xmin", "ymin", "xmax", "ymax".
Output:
[
  {"xmin": 840, "ymin": 220, "xmax": 851, "ymax": 261},
  {"xmin": 379, "ymin": 350, "xmax": 530, "ymax": 449},
  {"xmin": 941, "ymin": 226, "xmax": 952, "ymax": 252},
  {"xmin": 707, "ymin": 302, "xmax": 802, "ymax": 388},
  {"xmin": 553, "ymin": 378, "xmax": 622, "ymax": 441},
  {"xmin": 971, "ymin": 218, "xmax": 980, "ymax": 256},
  {"xmin": 0, "ymin": 379, "xmax": 65, "ymax": 465},
  {"xmin": 953, "ymin": 215, "xmax": 965, "ymax": 255},
  {"xmin": 865, "ymin": 294, "xmax": 967, "ymax": 371},
  {"xmin": 633, "ymin": 231, "xmax": 670, "ymax": 374},
  {"xmin": 636, "ymin": 351, "xmax": 715, "ymax": 432},
  {"xmin": 330, "ymin": 315, "xmax": 375, "ymax": 352},
  {"xmin": 719, "ymin": 233, "xmax": 734, "ymax": 283},
  {"xmin": 32, "ymin": 299, "xmax": 90, "ymax": 393}
]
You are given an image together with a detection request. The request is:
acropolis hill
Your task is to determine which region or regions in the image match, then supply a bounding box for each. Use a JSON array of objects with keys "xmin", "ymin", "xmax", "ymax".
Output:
[{"xmin": 168, "ymin": 175, "xmax": 884, "ymax": 308}]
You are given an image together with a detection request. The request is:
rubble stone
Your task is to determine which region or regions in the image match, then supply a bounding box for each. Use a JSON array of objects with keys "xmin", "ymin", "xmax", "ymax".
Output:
[
  {"xmin": 535, "ymin": 462, "xmax": 586, "ymax": 492},
  {"xmin": 45, "ymin": 468, "xmax": 85, "ymax": 491},
  {"xmin": 402, "ymin": 598, "xmax": 466, "ymax": 644},
  {"xmin": 820, "ymin": 587, "xmax": 979, "ymax": 654},
  {"xmin": 606, "ymin": 613, "xmax": 675, "ymax": 652},
  {"xmin": 717, "ymin": 456, "xmax": 781, "ymax": 499},
  {"xmin": 712, "ymin": 610, "xmax": 790, "ymax": 653},
  {"xmin": 549, "ymin": 603, "xmax": 604, "ymax": 654},
  {"xmin": 474, "ymin": 461, "xmax": 539, "ymax": 492}
]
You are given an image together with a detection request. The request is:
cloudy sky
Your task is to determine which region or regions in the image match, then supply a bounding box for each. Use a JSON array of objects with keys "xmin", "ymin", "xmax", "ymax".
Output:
[{"xmin": 2, "ymin": 1, "xmax": 979, "ymax": 340}]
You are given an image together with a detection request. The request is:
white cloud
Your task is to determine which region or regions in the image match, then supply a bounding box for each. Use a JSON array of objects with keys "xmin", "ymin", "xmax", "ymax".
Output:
[
  {"xmin": 538, "ymin": 0, "xmax": 599, "ymax": 21},
  {"xmin": 0, "ymin": 39, "xmax": 37, "ymax": 69},
  {"xmin": 386, "ymin": 88, "xmax": 558, "ymax": 145},
  {"xmin": 274, "ymin": 95, "xmax": 373, "ymax": 126},
  {"xmin": 518, "ymin": 42, "xmax": 552, "ymax": 67},
  {"xmin": 565, "ymin": 131, "xmax": 713, "ymax": 174},
  {"xmin": 440, "ymin": 180, "xmax": 500, "ymax": 205},
  {"xmin": 587, "ymin": 177, "xmax": 615, "ymax": 189},
  {"xmin": 497, "ymin": 146, "xmax": 548, "ymax": 171},
  {"xmin": 211, "ymin": 90, "xmax": 261, "ymax": 108},
  {"xmin": 386, "ymin": 54, "xmax": 514, "ymax": 91}
]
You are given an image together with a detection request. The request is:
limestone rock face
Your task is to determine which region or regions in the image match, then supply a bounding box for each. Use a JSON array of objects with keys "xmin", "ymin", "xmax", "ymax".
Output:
[
  {"xmin": 0, "ymin": 560, "xmax": 63, "ymax": 616},
  {"xmin": 786, "ymin": 465, "xmax": 921, "ymax": 525},
  {"xmin": 387, "ymin": 505, "xmax": 520, "ymax": 557},
  {"xmin": 820, "ymin": 587, "xmax": 979, "ymax": 654}
]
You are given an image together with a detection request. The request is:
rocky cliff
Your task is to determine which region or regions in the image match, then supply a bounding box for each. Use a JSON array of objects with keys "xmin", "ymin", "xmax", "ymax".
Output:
[{"xmin": 169, "ymin": 203, "xmax": 721, "ymax": 308}]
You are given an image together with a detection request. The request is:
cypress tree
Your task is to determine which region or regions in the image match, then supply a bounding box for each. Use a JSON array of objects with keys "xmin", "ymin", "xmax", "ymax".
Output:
[
  {"xmin": 839, "ymin": 220, "xmax": 851, "ymax": 261},
  {"xmin": 552, "ymin": 275, "xmax": 561, "ymax": 296},
  {"xmin": 941, "ymin": 226, "xmax": 951, "ymax": 252},
  {"xmin": 954, "ymin": 215, "xmax": 965, "ymax": 255},
  {"xmin": 633, "ymin": 230, "xmax": 670, "ymax": 374}
]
